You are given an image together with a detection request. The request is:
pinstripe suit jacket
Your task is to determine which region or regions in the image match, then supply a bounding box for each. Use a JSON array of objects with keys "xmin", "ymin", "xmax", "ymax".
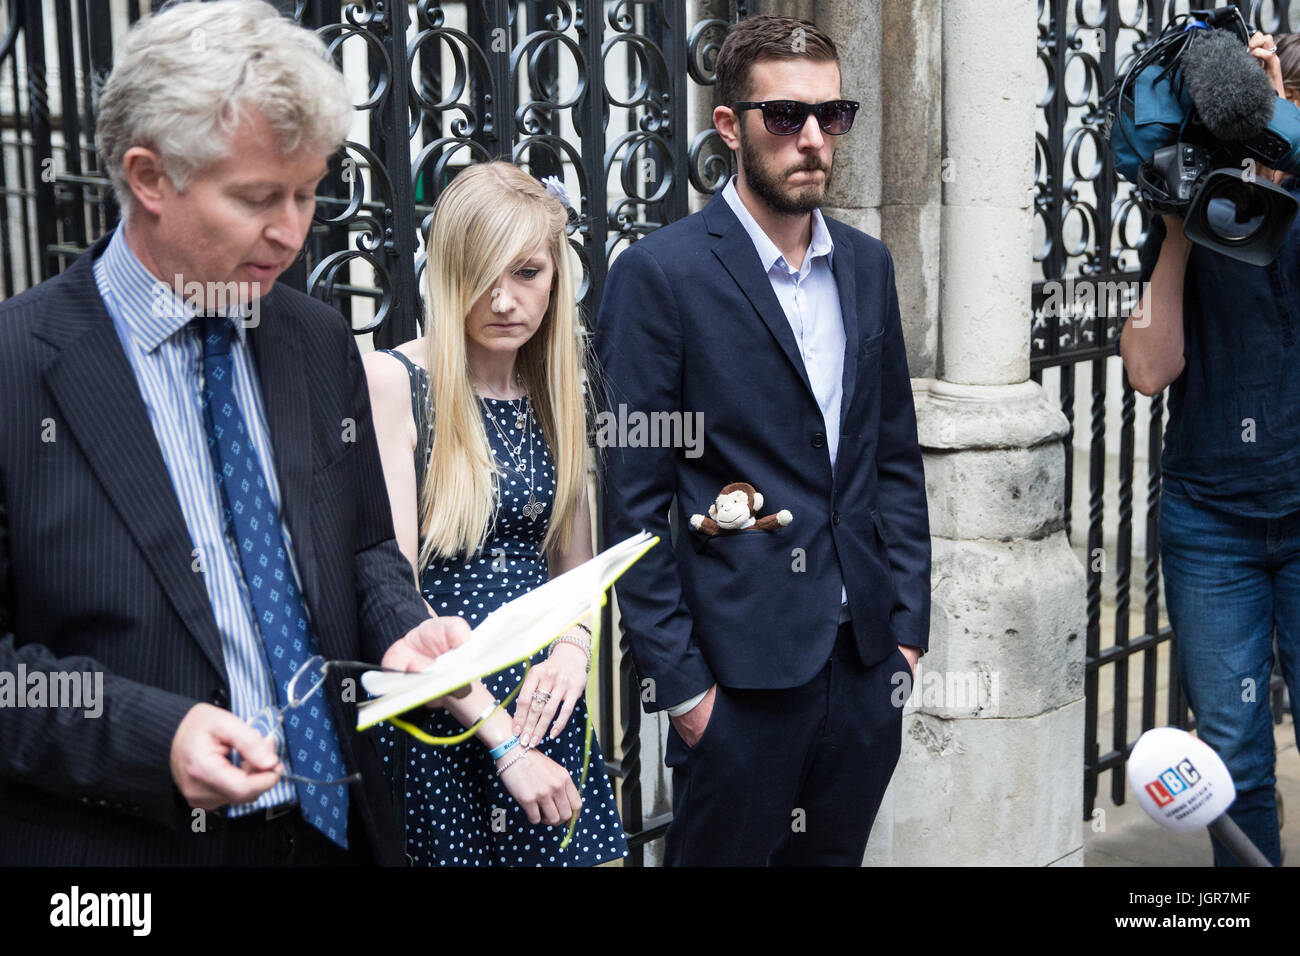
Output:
[{"xmin": 0, "ymin": 230, "xmax": 429, "ymax": 865}]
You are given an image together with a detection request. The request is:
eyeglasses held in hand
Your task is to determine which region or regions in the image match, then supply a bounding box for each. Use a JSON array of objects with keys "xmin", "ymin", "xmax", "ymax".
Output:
[
  {"xmin": 246, "ymin": 655, "xmax": 372, "ymax": 788},
  {"xmin": 729, "ymin": 99, "xmax": 859, "ymax": 136}
]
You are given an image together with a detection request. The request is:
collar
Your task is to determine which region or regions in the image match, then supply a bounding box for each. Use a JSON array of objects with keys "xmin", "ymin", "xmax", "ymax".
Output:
[
  {"xmin": 96, "ymin": 226, "xmax": 249, "ymax": 353},
  {"xmin": 720, "ymin": 174, "xmax": 834, "ymax": 274}
]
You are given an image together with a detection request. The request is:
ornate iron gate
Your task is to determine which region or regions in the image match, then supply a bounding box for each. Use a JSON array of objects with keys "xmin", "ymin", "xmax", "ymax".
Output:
[
  {"xmin": 1033, "ymin": 0, "xmax": 1292, "ymax": 821},
  {"xmin": 0, "ymin": 0, "xmax": 745, "ymax": 863}
]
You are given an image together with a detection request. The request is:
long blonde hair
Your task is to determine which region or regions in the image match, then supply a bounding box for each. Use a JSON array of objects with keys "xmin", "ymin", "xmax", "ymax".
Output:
[{"xmin": 418, "ymin": 161, "xmax": 588, "ymax": 566}]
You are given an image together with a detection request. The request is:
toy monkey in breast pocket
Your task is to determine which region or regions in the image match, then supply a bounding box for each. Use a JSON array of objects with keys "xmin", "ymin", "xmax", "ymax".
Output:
[{"xmin": 690, "ymin": 481, "xmax": 792, "ymax": 535}]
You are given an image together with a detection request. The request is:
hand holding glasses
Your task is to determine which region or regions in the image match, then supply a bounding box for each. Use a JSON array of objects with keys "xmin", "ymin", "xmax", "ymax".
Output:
[
  {"xmin": 242, "ymin": 655, "xmax": 476, "ymax": 788},
  {"xmin": 729, "ymin": 99, "xmax": 860, "ymax": 136},
  {"xmin": 245, "ymin": 655, "xmax": 368, "ymax": 788}
]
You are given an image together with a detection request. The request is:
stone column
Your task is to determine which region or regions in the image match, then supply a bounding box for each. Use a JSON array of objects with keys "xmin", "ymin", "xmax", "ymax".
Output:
[
  {"xmin": 817, "ymin": 0, "xmax": 882, "ymax": 239},
  {"xmin": 877, "ymin": 0, "xmax": 941, "ymax": 379},
  {"xmin": 754, "ymin": 0, "xmax": 817, "ymax": 24},
  {"xmin": 859, "ymin": 0, "xmax": 941, "ymax": 865},
  {"xmin": 876, "ymin": 0, "xmax": 1087, "ymax": 866}
]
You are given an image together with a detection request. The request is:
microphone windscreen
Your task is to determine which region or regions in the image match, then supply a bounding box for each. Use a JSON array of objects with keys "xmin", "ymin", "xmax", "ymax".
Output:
[
  {"xmin": 1127, "ymin": 727, "xmax": 1236, "ymax": 833},
  {"xmin": 1182, "ymin": 28, "xmax": 1277, "ymax": 141}
]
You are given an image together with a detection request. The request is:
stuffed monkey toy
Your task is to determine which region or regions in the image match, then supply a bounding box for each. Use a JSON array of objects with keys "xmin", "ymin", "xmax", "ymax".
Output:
[{"xmin": 690, "ymin": 481, "xmax": 793, "ymax": 535}]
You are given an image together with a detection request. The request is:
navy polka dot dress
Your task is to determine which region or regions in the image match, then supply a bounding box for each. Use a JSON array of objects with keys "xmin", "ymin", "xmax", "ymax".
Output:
[{"xmin": 376, "ymin": 352, "xmax": 628, "ymax": 867}]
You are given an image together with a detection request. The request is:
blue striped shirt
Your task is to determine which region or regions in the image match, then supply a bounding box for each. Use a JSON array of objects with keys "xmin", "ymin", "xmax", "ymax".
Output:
[{"xmin": 93, "ymin": 227, "xmax": 295, "ymax": 813}]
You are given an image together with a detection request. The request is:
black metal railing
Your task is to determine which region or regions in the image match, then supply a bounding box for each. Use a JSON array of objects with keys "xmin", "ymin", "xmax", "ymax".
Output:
[{"xmin": 0, "ymin": 0, "xmax": 744, "ymax": 864}]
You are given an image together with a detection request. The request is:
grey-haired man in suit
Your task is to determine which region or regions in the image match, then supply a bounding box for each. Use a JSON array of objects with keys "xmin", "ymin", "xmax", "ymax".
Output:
[{"xmin": 0, "ymin": 0, "xmax": 465, "ymax": 865}]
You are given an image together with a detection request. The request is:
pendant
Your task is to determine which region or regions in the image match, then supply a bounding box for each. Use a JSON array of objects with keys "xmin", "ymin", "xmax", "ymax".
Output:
[
  {"xmin": 523, "ymin": 493, "xmax": 542, "ymax": 521},
  {"xmin": 515, "ymin": 411, "xmax": 527, "ymax": 430}
]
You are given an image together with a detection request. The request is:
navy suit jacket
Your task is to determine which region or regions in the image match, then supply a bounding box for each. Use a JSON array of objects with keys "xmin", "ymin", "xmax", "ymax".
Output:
[
  {"xmin": 596, "ymin": 192, "xmax": 930, "ymax": 712},
  {"xmin": 0, "ymin": 231, "xmax": 429, "ymax": 865}
]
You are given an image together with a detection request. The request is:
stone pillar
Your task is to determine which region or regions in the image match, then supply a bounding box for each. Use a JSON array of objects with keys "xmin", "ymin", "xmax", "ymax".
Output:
[
  {"xmin": 860, "ymin": 0, "xmax": 941, "ymax": 865},
  {"xmin": 878, "ymin": 0, "xmax": 941, "ymax": 378},
  {"xmin": 754, "ymin": 0, "xmax": 817, "ymax": 23},
  {"xmin": 876, "ymin": 0, "xmax": 1087, "ymax": 866},
  {"xmin": 817, "ymin": 0, "xmax": 882, "ymax": 239}
]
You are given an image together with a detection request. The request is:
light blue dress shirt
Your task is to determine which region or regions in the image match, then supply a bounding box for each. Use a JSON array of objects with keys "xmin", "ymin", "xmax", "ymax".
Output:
[
  {"xmin": 721, "ymin": 176, "xmax": 846, "ymax": 467},
  {"xmin": 93, "ymin": 228, "xmax": 297, "ymax": 813}
]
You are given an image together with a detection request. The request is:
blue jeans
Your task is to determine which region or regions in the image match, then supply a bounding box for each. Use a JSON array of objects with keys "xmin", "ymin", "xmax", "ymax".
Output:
[{"xmin": 1159, "ymin": 480, "xmax": 1300, "ymax": 866}]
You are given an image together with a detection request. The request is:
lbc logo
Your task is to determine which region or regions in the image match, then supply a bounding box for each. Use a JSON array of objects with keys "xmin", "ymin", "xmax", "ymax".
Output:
[{"xmin": 1144, "ymin": 758, "xmax": 1201, "ymax": 807}]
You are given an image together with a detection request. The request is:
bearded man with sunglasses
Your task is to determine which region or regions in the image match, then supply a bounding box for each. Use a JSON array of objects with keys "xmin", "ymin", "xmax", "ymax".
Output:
[{"xmin": 597, "ymin": 15, "xmax": 930, "ymax": 866}]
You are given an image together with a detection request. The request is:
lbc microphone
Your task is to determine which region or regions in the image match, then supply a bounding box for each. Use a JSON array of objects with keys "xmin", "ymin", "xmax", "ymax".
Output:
[{"xmin": 1126, "ymin": 727, "xmax": 1272, "ymax": 867}]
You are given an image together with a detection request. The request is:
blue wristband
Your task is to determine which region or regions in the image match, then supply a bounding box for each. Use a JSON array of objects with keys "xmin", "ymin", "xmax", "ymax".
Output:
[{"xmin": 489, "ymin": 735, "xmax": 520, "ymax": 760}]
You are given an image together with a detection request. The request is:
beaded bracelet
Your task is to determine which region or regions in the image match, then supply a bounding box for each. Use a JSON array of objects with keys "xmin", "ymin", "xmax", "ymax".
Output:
[
  {"xmin": 549, "ymin": 632, "xmax": 592, "ymax": 673},
  {"xmin": 496, "ymin": 751, "xmax": 529, "ymax": 777}
]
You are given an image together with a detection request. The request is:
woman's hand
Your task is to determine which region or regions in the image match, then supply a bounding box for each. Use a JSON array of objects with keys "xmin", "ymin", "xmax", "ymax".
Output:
[
  {"xmin": 512, "ymin": 638, "xmax": 589, "ymax": 747},
  {"xmin": 496, "ymin": 749, "xmax": 582, "ymax": 825},
  {"xmin": 1251, "ymin": 32, "xmax": 1285, "ymax": 98}
]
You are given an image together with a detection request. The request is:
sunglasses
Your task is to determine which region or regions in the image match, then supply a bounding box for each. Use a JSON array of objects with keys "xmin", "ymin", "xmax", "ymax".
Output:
[{"xmin": 730, "ymin": 99, "xmax": 860, "ymax": 136}]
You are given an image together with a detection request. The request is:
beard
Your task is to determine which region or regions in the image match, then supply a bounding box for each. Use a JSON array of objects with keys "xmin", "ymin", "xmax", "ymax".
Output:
[{"xmin": 738, "ymin": 127, "xmax": 833, "ymax": 215}]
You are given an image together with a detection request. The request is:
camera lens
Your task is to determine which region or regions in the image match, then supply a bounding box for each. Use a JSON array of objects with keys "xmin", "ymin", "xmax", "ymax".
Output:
[{"xmin": 1204, "ymin": 181, "xmax": 1267, "ymax": 243}]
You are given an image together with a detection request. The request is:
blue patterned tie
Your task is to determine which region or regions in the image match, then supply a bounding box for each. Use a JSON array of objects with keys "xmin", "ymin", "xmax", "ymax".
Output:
[{"xmin": 197, "ymin": 314, "xmax": 349, "ymax": 848}]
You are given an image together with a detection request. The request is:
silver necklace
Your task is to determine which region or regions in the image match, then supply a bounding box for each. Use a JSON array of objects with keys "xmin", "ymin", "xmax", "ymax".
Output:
[
  {"xmin": 508, "ymin": 397, "xmax": 527, "ymax": 431},
  {"xmin": 484, "ymin": 398, "xmax": 542, "ymax": 521},
  {"xmin": 486, "ymin": 400, "xmax": 526, "ymax": 459},
  {"xmin": 475, "ymin": 373, "xmax": 527, "ymax": 429}
]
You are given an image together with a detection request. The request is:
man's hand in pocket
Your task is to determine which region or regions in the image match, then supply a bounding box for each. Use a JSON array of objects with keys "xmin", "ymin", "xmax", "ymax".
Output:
[{"xmin": 669, "ymin": 684, "xmax": 718, "ymax": 748}]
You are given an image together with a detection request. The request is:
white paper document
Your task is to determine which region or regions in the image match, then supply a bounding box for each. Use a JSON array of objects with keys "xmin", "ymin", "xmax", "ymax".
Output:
[{"xmin": 356, "ymin": 531, "xmax": 658, "ymax": 730}]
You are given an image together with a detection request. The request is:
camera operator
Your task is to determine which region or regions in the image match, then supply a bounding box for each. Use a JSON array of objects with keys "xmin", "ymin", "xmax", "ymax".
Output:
[{"xmin": 1120, "ymin": 31, "xmax": 1300, "ymax": 867}]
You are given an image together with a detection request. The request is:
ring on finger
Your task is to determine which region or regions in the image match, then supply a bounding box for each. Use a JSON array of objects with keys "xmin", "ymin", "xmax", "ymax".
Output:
[{"xmin": 532, "ymin": 691, "xmax": 552, "ymax": 704}]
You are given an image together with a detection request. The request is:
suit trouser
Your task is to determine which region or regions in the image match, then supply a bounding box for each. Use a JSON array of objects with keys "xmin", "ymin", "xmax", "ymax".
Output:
[
  {"xmin": 663, "ymin": 622, "xmax": 905, "ymax": 866},
  {"xmin": 218, "ymin": 800, "xmax": 373, "ymax": 866}
]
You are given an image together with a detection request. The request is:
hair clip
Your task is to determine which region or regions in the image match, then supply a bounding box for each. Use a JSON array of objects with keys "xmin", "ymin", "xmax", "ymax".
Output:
[{"xmin": 541, "ymin": 175, "xmax": 575, "ymax": 211}]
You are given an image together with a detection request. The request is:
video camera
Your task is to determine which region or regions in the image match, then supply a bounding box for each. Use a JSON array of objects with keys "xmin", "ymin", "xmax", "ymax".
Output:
[{"xmin": 1104, "ymin": 7, "xmax": 1300, "ymax": 265}]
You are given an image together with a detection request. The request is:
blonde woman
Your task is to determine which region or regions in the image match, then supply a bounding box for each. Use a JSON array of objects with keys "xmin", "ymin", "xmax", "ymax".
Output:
[{"xmin": 363, "ymin": 161, "xmax": 627, "ymax": 866}]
